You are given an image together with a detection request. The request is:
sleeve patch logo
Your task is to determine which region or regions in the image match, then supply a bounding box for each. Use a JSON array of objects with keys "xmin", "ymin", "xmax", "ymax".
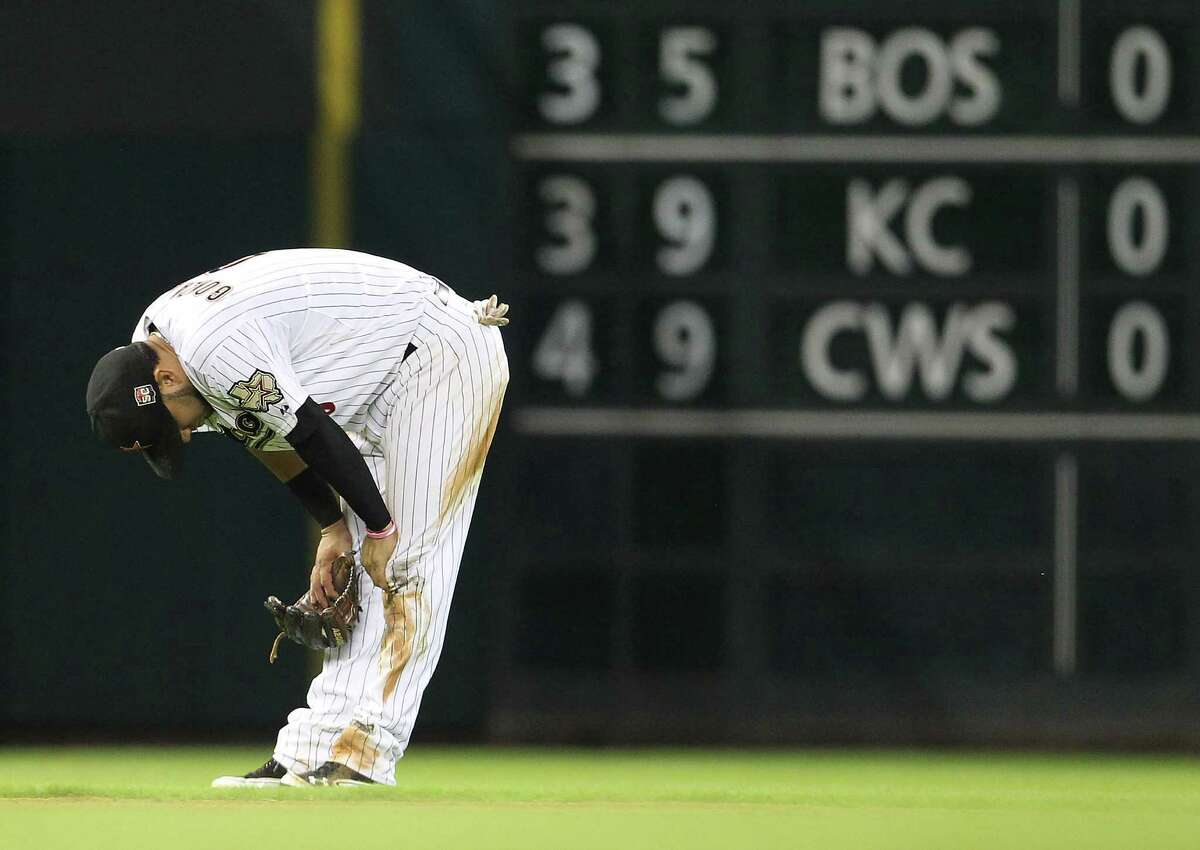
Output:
[
  {"xmin": 218, "ymin": 416, "xmax": 276, "ymax": 449},
  {"xmin": 235, "ymin": 412, "xmax": 262, "ymax": 434},
  {"xmin": 133, "ymin": 384, "xmax": 157, "ymax": 406},
  {"xmin": 229, "ymin": 369, "xmax": 284, "ymax": 412}
]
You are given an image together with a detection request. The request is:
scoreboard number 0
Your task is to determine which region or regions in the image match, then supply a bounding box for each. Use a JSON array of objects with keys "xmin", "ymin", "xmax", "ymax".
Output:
[
  {"xmin": 1107, "ymin": 177, "xmax": 1168, "ymax": 277},
  {"xmin": 1109, "ymin": 26, "xmax": 1171, "ymax": 125},
  {"xmin": 1108, "ymin": 302, "xmax": 1169, "ymax": 402}
]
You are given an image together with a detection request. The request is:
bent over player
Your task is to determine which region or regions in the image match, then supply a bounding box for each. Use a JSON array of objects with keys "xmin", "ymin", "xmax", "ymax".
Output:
[{"xmin": 85, "ymin": 249, "xmax": 509, "ymax": 786}]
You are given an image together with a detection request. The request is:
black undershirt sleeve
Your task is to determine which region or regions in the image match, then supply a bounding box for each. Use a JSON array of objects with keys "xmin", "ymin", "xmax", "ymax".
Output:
[
  {"xmin": 285, "ymin": 467, "xmax": 344, "ymax": 529},
  {"xmin": 285, "ymin": 397, "xmax": 392, "ymax": 533}
]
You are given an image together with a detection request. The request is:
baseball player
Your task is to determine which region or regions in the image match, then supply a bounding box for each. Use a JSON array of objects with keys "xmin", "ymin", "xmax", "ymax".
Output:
[{"xmin": 85, "ymin": 249, "xmax": 509, "ymax": 786}]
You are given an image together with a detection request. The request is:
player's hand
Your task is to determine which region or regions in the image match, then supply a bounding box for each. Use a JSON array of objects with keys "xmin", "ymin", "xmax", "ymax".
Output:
[
  {"xmin": 361, "ymin": 529, "xmax": 399, "ymax": 590},
  {"xmin": 310, "ymin": 519, "xmax": 353, "ymax": 608},
  {"xmin": 473, "ymin": 294, "xmax": 509, "ymax": 327}
]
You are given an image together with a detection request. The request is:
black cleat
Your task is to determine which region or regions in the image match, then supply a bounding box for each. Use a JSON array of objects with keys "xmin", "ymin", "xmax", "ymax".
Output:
[
  {"xmin": 283, "ymin": 760, "xmax": 375, "ymax": 787},
  {"xmin": 211, "ymin": 757, "xmax": 289, "ymax": 788}
]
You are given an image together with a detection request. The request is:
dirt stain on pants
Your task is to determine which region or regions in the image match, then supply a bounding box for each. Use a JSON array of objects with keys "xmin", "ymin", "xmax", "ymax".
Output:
[{"xmin": 329, "ymin": 587, "xmax": 421, "ymax": 776}]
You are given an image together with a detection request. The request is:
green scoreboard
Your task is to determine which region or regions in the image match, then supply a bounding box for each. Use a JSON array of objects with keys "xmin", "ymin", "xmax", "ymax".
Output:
[{"xmin": 498, "ymin": 0, "xmax": 1200, "ymax": 742}]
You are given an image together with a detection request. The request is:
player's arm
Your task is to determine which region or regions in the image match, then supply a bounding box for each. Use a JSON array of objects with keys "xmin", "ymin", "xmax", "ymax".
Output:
[
  {"xmin": 200, "ymin": 323, "xmax": 397, "ymax": 588},
  {"xmin": 284, "ymin": 399, "xmax": 399, "ymax": 590},
  {"xmin": 283, "ymin": 399, "xmax": 391, "ymax": 535},
  {"xmin": 248, "ymin": 445, "xmax": 353, "ymax": 607}
]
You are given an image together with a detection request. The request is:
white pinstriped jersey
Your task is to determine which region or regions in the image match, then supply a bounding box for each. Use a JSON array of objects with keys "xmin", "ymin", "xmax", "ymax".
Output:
[{"xmin": 131, "ymin": 248, "xmax": 438, "ymax": 451}]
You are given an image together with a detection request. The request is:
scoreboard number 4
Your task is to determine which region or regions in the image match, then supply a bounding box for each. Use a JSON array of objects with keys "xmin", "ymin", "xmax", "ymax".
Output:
[{"xmin": 532, "ymin": 299, "xmax": 597, "ymax": 397}]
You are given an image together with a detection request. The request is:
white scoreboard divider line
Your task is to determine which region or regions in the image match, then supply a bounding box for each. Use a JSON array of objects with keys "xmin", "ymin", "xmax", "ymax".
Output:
[
  {"xmin": 1057, "ymin": 0, "xmax": 1082, "ymax": 107},
  {"xmin": 1053, "ymin": 453, "xmax": 1079, "ymax": 677},
  {"xmin": 1053, "ymin": 164, "xmax": 1082, "ymax": 677},
  {"xmin": 514, "ymin": 407, "xmax": 1200, "ymax": 442},
  {"xmin": 1056, "ymin": 178, "xmax": 1081, "ymax": 398},
  {"xmin": 511, "ymin": 134, "xmax": 1200, "ymax": 164}
]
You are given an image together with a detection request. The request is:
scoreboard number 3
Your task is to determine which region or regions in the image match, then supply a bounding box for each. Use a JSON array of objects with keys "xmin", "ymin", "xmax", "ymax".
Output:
[
  {"xmin": 536, "ymin": 175, "xmax": 597, "ymax": 275},
  {"xmin": 539, "ymin": 23, "xmax": 601, "ymax": 125}
]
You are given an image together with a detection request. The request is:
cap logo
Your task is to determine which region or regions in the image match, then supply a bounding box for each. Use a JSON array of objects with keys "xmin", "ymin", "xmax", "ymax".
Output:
[
  {"xmin": 133, "ymin": 384, "xmax": 157, "ymax": 407},
  {"xmin": 120, "ymin": 440, "xmax": 153, "ymax": 453}
]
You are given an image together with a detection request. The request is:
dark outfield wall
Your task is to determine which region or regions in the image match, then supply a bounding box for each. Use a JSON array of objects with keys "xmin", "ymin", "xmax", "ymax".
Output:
[{"xmin": 7, "ymin": 0, "xmax": 1197, "ymax": 748}]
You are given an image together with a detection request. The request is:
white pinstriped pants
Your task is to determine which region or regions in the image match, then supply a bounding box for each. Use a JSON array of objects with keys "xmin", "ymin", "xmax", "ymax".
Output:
[{"xmin": 273, "ymin": 288, "xmax": 508, "ymax": 784}]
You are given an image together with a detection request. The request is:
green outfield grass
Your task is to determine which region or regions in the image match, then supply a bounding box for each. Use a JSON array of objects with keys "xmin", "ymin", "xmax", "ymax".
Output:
[{"xmin": 1, "ymin": 746, "xmax": 1198, "ymax": 849}]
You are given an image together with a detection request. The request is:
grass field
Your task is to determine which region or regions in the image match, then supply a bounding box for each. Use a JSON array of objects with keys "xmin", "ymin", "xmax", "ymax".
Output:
[{"xmin": 2, "ymin": 746, "xmax": 1198, "ymax": 849}]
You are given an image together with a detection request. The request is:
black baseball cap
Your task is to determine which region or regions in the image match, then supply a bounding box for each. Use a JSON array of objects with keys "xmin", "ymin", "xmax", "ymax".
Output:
[{"xmin": 86, "ymin": 342, "xmax": 185, "ymax": 480}]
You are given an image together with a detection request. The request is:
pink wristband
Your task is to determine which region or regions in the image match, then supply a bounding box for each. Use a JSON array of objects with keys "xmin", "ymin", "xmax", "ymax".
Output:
[{"xmin": 365, "ymin": 520, "xmax": 396, "ymax": 539}]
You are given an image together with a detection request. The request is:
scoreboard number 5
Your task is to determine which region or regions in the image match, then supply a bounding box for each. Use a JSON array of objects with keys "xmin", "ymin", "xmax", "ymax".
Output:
[{"xmin": 659, "ymin": 26, "xmax": 718, "ymax": 125}]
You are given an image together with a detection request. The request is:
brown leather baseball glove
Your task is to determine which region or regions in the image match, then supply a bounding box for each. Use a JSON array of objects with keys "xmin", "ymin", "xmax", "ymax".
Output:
[{"xmin": 265, "ymin": 552, "xmax": 361, "ymax": 663}]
